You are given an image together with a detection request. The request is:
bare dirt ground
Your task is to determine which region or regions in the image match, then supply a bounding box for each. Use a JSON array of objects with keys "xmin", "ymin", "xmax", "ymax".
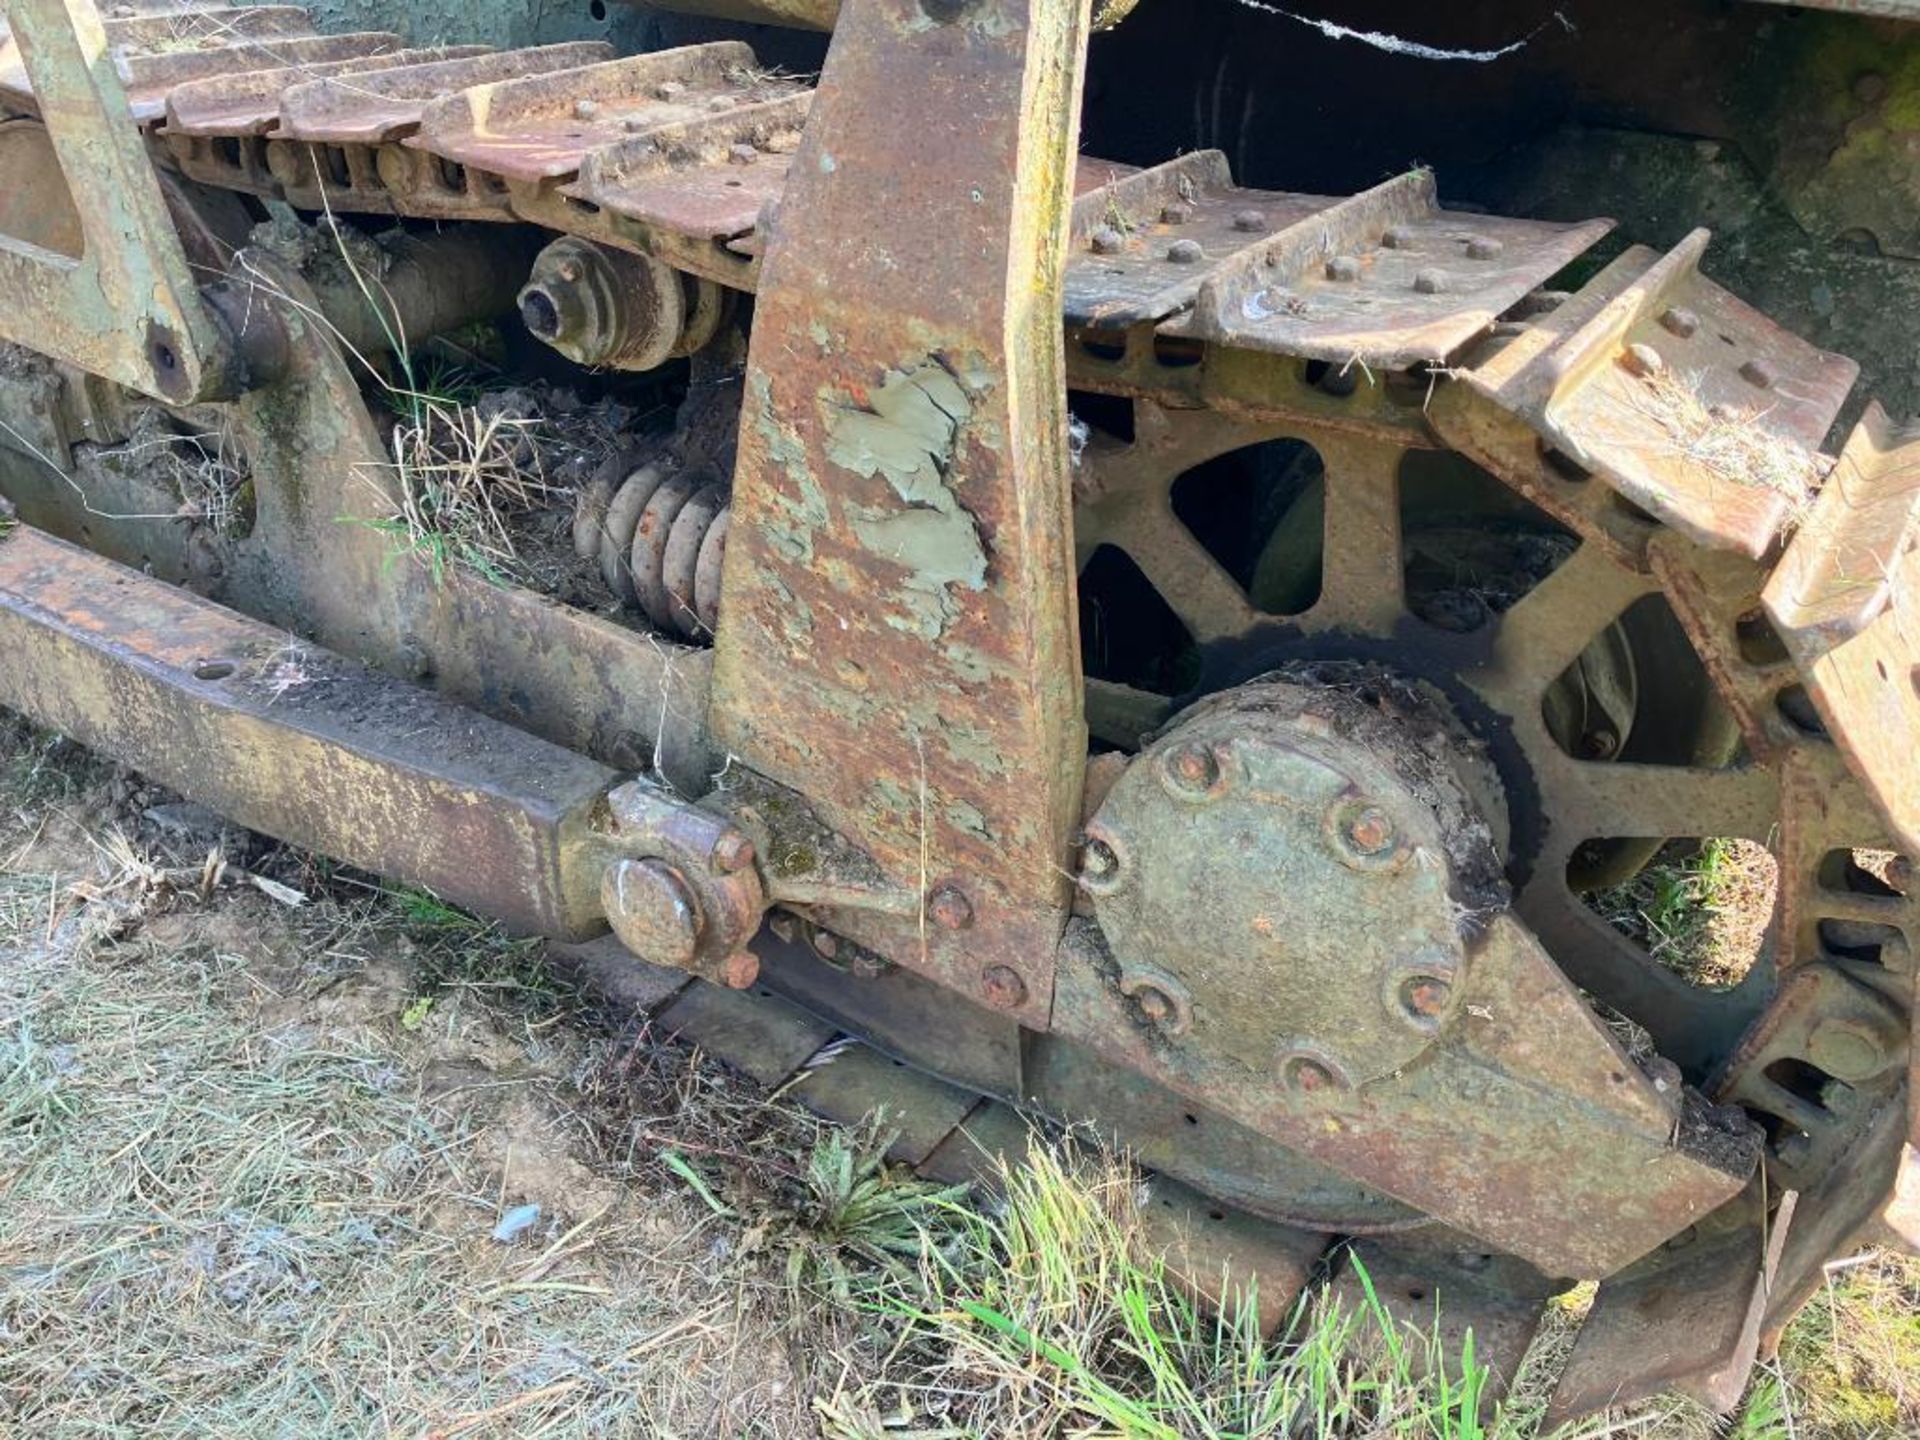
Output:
[{"xmin": 2, "ymin": 715, "xmax": 1915, "ymax": 1438}]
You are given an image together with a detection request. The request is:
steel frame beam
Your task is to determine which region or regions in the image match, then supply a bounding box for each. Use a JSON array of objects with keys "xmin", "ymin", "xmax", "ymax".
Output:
[
  {"xmin": 0, "ymin": 521, "xmax": 627, "ymax": 933},
  {"xmin": 0, "ymin": 0, "xmax": 233, "ymax": 400}
]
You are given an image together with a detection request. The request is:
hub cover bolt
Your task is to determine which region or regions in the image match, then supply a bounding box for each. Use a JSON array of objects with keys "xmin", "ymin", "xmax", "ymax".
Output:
[
  {"xmin": 982, "ymin": 964, "xmax": 1029, "ymax": 1010},
  {"xmin": 1284, "ymin": 1056, "xmax": 1338, "ymax": 1093},
  {"xmin": 1167, "ymin": 239, "xmax": 1205, "ymax": 265},
  {"xmin": 711, "ymin": 831, "xmax": 757, "ymax": 874},
  {"xmin": 928, "ymin": 884, "xmax": 975, "ymax": 931},
  {"xmin": 810, "ymin": 928, "xmax": 841, "ymax": 961},
  {"xmin": 1164, "ymin": 742, "xmax": 1222, "ymax": 797},
  {"xmin": 1400, "ymin": 975, "xmax": 1452, "ymax": 1021},
  {"xmin": 1345, "ymin": 805, "xmax": 1395, "ymax": 856},
  {"xmin": 1089, "ymin": 225, "xmax": 1126, "ymax": 255},
  {"xmin": 1135, "ymin": 986, "xmax": 1173, "ymax": 1023},
  {"xmin": 1233, "ymin": 209, "xmax": 1267, "ymax": 233}
]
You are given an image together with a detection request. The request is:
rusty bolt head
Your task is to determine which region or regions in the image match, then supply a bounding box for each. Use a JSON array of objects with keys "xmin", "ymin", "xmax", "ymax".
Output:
[
  {"xmin": 1089, "ymin": 225, "xmax": 1126, "ymax": 256},
  {"xmin": 1621, "ymin": 342, "xmax": 1666, "ymax": 379},
  {"xmin": 982, "ymin": 964, "xmax": 1029, "ymax": 1011},
  {"xmin": 1160, "ymin": 202, "xmax": 1193, "ymax": 225},
  {"xmin": 767, "ymin": 909, "xmax": 799, "ymax": 944},
  {"xmin": 928, "ymin": 883, "xmax": 975, "ymax": 931},
  {"xmin": 719, "ymin": 951, "xmax": 760, "ymax": 990},
  {"xmin": 1381, "ymin": 225, "xmax": 1413, "ymax": 249},
  {"xmin": 1325, "ymin": 255, "xmax": 1361, "ymax": 283},
  {"xmin": 1345, "ymin": 804, "xmax": 1395, "ymax": 856},
  {"xmin": 810, "ymin": 927, "xmax": 841, "ymax": 961},
  {"xmin": 1399, "ymin": 975, "xmax": 1453, "ymax": 1023},
  {"xmin": 1772, "ymin": 1132, "xmax": 1815, "ymax": 1169},
  {"xmin": 573, "ymin": 98, "xmax": 600, "ymax": 120},
  {"xmin": 1581, "ymin": 728, "xmax": 1620, "ymax": 759},
  {"xmin": 1413, "ymin": 269, "xmax": 1448, "ymax": 295},
  {"xmin": 1739, "ymin": 358, "xmax": 1776, "ymax": 390},
  {"xmin": 1283, "ymin": 1055, "xmax": 1340, "ymax": 1093},
  {"xmin": 602, "ymin": 858, "xmax": 701, "ymax": 972},
  {"xmin": 1233, "ymin": 209, "xmax": 1267, "ymax": 233},
  {"xmin": 728, "ymin": 143, "xmax": 760, "ymax": 166},
  {"xmin": 1162, "ymin": 741, "xmax": 1223, "ymax": 798},
  {"xmin": 1167, "ymin": 239, "xmax": 1206, "ymax": 265},
  {"xmin": 1659, "ymin": 306, "xmax": 1701, "ymax": 339},
  {"xmin": 1128, "ymin": 985, "xmax": 1179, "ymax": 1027},
  {"xmin": 1806, "ymin": 1017, "xmax": 1889, "ymax": 1082},
  {"xmin": 711, "ymin": 831, "xmax": 757, "ymax": 874},
  {"xmin": 1466, "ymin": 235, "xmax": 1504, "ymax": 260},
  {"xmin": 655, "ymin": 81, "xmax": 685, "ymax": 100},
  {"xmin": 849, "ymin": 950, "xmax": 893, "ymax": 981},
  {"xmin": 706, "ymin": 94, "xmax": 737, "ymax": 112}
]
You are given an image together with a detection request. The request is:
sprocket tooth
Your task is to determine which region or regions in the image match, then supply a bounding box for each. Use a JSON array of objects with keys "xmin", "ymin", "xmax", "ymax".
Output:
[
  {"xmin": 1764, "ymin": 402, "xmax": 1920, "ymax": 854},
  {"xmin": 1453, "ymin": 229, "xmax": 1858, "ymax": 560}
]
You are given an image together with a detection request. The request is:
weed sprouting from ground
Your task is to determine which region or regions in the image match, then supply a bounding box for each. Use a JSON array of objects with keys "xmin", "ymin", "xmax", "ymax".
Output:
[
  {"xmin": 844, "ymin": 1141, "xmax": 1517, "ymax": 1439},
  {"xmin": 785, "ymin": 1119, "xmax": 970, "ymax": 1305}
]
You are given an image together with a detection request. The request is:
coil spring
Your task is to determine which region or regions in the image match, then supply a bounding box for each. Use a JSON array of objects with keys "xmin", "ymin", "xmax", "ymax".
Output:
[{"xmin": 573, "ymin": 451, "xmax": 730, "ymax": 642}]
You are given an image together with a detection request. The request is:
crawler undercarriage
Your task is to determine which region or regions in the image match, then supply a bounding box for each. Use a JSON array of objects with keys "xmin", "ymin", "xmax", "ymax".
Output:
[{"xmin": 1, "ymin": 0, "xmax": 1916, "ymax": 1421}]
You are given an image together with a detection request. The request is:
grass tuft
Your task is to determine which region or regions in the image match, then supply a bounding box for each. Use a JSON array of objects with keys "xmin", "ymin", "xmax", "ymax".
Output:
[
  {"xmin": 1616, "ymin": 368, "xmax": 1830, "ymax": 524},
  {"xmin": 358, "ymin": 396, "xmax": 564, "ymax": 587},
  {"xmin": 1585, "ymin": 837, "xmax": 1776, "ymax": 991}
]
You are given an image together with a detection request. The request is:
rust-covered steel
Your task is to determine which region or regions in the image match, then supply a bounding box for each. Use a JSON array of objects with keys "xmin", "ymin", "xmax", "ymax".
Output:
[
  {"xmin": 0, "ymin": 524, "xmax": 621, "ymax": 936},
  {"xmin": 2, "ymin": 0, "xmax": 1918, "ymax": 1422},
  {"xmin": 0, "ymin": 0, "xmax": 239, "ymax": 401},
  {"xmin": 1162, "ymin": 169, "xmax": 1612, "ymax": 369},
  {"xmin": 709, "ymin": 0, "xmax": 1091, "ymax": 1028},
  {"xmin": 1543, "ymin": 1184, "xmax": 1796, "ymax": 1425},
  {"xmin": 1469, "ymin": 231, "xmax": 1859, "ymax": 560},
  {"xmin": 1765, "ymin": 405, "xmax": 1920, "ymax": 853}
]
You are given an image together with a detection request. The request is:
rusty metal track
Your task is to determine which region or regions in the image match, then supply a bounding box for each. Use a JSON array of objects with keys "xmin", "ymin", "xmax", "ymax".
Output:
[{"xmin": 1, "ymin": 0, "xmax": 1916, "ymax": 1422}]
